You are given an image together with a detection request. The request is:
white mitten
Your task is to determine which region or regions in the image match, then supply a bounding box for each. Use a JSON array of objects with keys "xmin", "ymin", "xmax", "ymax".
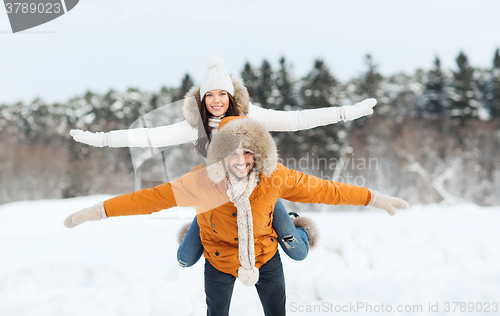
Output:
[
  {"xmin": 341, "ymin": 98, "xmax": 377, "ymax": 121},
  {"xmin": 368, "ymin": 190, "xmax": 409, "ymax": 216},
  {"xmin": 70, "ymin": 129, "xmax": 109, "ymax": 147},
  {"xmin": 64, "ymin": 202, "xmax": 108, "ymax": 228}
]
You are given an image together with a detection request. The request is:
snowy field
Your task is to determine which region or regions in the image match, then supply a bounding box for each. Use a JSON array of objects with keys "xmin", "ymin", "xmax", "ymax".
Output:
[{"xmin": 1, "ymin": 195, "xmax": 499, "ymax": 316}]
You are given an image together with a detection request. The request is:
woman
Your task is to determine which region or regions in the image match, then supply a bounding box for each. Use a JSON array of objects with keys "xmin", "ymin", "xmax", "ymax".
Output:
[{"xmin": 70, "ymin": 55, "xmax": 377, "ymax": 266}]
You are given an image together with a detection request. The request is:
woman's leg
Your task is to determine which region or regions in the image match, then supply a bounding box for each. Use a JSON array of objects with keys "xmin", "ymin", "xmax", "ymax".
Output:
[
  {"xmin": 177, "ymin": 216, "xmax": 204, "ymax": 267},
  {"xmin": 273, "ymin": 199, "xmax": 315, "ymax": 261}
]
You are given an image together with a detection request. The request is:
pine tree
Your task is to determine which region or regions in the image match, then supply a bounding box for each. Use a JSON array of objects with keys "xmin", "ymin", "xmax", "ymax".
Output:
[
  {"xmin": 301, "ymin": 59, "xmax": 338, "ymax": 109},
  {"xmin": 272, "ymin": 57, "xmax": 299, "ymax": 160},
  {"xmin": 299, "ymin": 59, "xmax": 343, "ymax": 167},
  {"xmin": 489, "ymin": 48, "xmax": 500, "ymax": 118},
  {"xmin": 25, "ymin": 98, "xmax": 47, "ymax": 142},
  {"xmin": 424, "ymin": 56, "xmax": 448, "ymax": 116},
  {"xmin": 450, "ymin": 51, "xmax": 478, "ymax": 123},
  {"xmin": 387, "ymin": 72, "xmax": 420, "ymax": 120},
  {"xmin": 474, "ymin": 68, "xmax": 491, "ymax": 120},
  {"xmin": 153, "ymin": 86, "xmax": 175, "ymax": 110},
  {"xmin": 255, "ymin": 59, "xmax": 274, "ymax": 107},
  {"xmin": 275, "ymin": 56, "xmax": 298, "ymax": 110},
  {"xmin": 358, "ymin": 54, "xmax": 383, "ymax": 100},
  {"xmin": 173, "ymin": 74, "xmax": 194, "ymax": 102},
  {"xmin": 241, "ymin": 61, "xmax": 259, "ymax": 102}
]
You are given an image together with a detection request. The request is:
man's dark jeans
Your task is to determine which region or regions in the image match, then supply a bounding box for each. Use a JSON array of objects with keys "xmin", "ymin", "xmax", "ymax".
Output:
[{"xmin": 204, "ymin": 250, "xmax": 286, "ymax": 316}]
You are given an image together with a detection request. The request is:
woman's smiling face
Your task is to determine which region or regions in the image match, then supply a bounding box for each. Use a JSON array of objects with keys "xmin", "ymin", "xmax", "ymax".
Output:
[{"xmin": 204, "ymin": 90, "xmax": 230, "ymax": 117}]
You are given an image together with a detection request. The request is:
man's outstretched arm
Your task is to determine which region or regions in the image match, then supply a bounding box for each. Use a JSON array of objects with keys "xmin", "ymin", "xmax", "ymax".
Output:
[
  {"xmin": 64, "ymin": 165, "xmax": 229, "ymax": 228},
  {"xmin": 277, "ymin": 164, "xmax": 408, "ymax": 215}
]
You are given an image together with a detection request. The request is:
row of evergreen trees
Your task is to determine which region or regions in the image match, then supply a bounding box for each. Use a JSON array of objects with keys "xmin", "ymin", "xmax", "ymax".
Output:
[
  {"xmin": 2, "ymin": 48, "xmax": 499, "ymax": 142},
  {"xmin": 240, "ymin": 50, "xmax": 500, "ymax": 122},
  {"xmin": 1, "ymin": 49, "xmax": 500, "ymax": 204}
]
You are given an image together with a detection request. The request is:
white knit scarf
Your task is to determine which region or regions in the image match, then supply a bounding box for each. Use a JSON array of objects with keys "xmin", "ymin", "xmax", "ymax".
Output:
[
  {"xmin": 209, "ymin": 116, "xmax": 224, "ymax": 135},
  {"xmin": 226, "ymin": 169, "xmax": 260, "ymax": 286}
]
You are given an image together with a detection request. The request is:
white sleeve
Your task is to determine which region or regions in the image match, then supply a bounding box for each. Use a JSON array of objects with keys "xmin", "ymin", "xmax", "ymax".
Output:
[
  {"xmin": 247, "ymin": 103, "xmax": 342, "ymax": 132},
  {"xmin": 108, "ymin": 120, "xmax": 199, "ymax": 148}
]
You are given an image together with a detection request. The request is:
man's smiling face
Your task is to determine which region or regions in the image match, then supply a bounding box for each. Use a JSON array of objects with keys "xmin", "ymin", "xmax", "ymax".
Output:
[{"xmin": 227, "ymin": 148, "xmax": 254, "ymax": 180}]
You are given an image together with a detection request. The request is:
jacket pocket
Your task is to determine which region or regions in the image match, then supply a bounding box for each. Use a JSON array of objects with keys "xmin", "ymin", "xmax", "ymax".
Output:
[{"xmin": 267, "ymin": 206, "xmax": 274, "ymax": 227}]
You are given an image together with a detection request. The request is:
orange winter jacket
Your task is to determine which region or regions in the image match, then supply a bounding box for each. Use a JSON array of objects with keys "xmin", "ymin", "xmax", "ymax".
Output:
[{"xmin": 104, "ymin": 163, "xmax": 371, "ymax": 277}]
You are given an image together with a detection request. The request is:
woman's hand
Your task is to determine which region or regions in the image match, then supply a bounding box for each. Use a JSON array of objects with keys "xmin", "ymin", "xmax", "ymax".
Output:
[
  {"xmin": 342, "ymin": 98, "xmax": 377, "ymax": 121},
  {"xmin": 70, "ymin": 129, "xmax": 109, "ymax": 147}
]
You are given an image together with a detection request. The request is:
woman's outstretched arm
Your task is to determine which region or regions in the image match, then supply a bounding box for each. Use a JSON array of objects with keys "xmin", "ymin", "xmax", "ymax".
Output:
[
  {"xmin": 70, "ymin": 120, "xmax": 199, "ymax": 148},
  {"xmin": 248, "ymin": 98, "xmax": 376, "ymax": 132}
]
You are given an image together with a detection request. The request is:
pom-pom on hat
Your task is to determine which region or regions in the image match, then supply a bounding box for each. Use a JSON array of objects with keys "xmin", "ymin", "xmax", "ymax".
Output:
[{"xmin": 199, "ymin": 55, "xmax": 235, "ymax": 99}]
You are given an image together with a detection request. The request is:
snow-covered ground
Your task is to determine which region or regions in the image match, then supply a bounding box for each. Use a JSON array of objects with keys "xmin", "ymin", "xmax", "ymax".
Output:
[{"xmin": 1, "ymin": 196, "xmax": 499, "ymax": 316}]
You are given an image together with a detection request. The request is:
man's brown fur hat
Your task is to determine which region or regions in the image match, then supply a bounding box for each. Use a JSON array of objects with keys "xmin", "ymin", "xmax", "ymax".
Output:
[{"xmin": 206, "ymin": 116, "xmax": 278, "ymax": 183}]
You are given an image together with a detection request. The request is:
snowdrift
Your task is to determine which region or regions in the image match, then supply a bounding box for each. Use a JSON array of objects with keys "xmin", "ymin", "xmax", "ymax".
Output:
[{"xmin": 1, "ymin": 196, "xmax": 499, "ymax": 315}]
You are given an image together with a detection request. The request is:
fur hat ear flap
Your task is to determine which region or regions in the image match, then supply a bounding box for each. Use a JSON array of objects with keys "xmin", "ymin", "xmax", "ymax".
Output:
[
  {"xmin": 253, "ymin": 145, "xmax": 278, "ymax": 178},
  {"xmin": 206, "ymin": 134, "xmax": 241, "ymax": 183},
  {"xmin": 230, "ymin": 75, "xmax": 250, "ymax": 116},
  {"xmin": 206, "ymin": 160, "xmax": 226, "ymax": 184},
  {"xmin": 182, "ymin": 85, "xmax": 202, "ymax": 127}
]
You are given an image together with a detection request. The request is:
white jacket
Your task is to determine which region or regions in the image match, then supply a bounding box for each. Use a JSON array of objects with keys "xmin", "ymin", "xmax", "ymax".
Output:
[
  {"xmin": 107, "ymin": 101, "xmax": 374, "ymax": 148},
  {"xmin": 70, "ymin": 75, "xmax": 376, "ymax": 149}
]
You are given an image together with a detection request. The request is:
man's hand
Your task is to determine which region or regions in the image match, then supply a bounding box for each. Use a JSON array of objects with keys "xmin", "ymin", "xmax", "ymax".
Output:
[
  {"xmin": 64, "ymin": 202, "xmax": 107, "ymax": 228},
  {"xmin": 368, "ymin": 190, "xmax": 409, "ymax": 216}
]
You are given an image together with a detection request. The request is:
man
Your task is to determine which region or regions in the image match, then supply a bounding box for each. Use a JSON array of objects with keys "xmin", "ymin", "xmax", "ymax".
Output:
[{"xmin": 64, "ymin": 116, "xmax": 408, "ymax": 316}]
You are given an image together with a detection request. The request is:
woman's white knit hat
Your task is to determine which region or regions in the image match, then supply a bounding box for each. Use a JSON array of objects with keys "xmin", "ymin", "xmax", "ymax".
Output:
[{"xmin": 199, "ymin": 55, "xmax": 235, "ymax": 99}]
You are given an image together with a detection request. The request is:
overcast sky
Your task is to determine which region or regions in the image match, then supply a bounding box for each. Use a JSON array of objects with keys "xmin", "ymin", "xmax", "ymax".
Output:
[{"xmin": 1, "ymin": 0, "xmax": 499, "ymax": 104}]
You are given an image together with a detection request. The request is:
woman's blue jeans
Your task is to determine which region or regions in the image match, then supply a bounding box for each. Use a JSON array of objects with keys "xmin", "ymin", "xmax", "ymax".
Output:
[{"xmin": 177, "ymin": 199, "xmax": 309, "ymax": 267}]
